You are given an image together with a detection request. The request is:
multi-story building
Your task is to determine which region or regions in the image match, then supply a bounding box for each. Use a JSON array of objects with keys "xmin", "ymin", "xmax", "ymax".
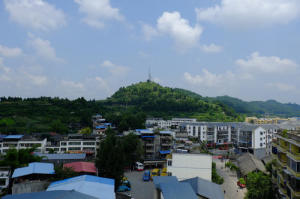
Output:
[
  {"xmin": 146, "ymin": 118, "xmax": 197, "ymax": 129},
  {"xmin": 272, "ymin": 130, "xmax": 300, "ymax": 199},
  {"xmin": 46, "ymin": 134, "xmax": 100, "ymax": 155},
  {"xmin": 92, "ymin": 114, "xmax": 112, "ymax": 135},
  {"xmin": 0, "ymin": 135, "xmax": 47, "ymax": 154},
  {"xmin": 135, "ymin": 129, "xmax": 172, "ymax": 167},
  {"xmin": 0, "ymin": 167, "xmax": 10, "ymax": 190}
]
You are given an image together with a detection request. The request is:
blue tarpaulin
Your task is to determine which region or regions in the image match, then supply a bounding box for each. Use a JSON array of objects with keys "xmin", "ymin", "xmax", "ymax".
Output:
[{"xmin": 159, "ymin": 150, "xmax": 171, "ymax": 155}]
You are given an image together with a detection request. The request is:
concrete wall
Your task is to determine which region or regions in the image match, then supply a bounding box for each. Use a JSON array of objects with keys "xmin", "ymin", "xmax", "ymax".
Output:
[
  {"xmin": 167, "ymin": 153, "xmax": 212, "ymax": 181},
  {"xmin": 12, "ymin": 181, "xmax": 50, "ymax": 194}
]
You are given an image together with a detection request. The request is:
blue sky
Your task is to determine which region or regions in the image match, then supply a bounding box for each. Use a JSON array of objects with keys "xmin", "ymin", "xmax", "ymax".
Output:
[{"xmin": 0, "ymin": 0, "xmax": 300, "ymax": 103}]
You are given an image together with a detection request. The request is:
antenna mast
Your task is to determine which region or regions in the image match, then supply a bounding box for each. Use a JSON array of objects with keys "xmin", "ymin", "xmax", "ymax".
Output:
[{"xmin": 148, "ymin": 67, "xmax": 152, "ymax": 82}]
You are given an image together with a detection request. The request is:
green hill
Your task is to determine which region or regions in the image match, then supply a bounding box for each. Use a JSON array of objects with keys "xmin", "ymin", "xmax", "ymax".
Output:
[
  {"xmin": 101, "ymin": 81, "xmax": 240, "ymax": 121},
  {"xmin": 211, "ymin": 96, "xmax": 300, "ymax": 117}
]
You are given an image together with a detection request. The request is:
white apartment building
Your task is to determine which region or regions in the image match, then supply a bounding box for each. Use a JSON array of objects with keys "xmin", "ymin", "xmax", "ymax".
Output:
[
  {"xmin": 46, "ymin": 134, "xmax": 100, "ymax": 155},
  {"xmin": 146, "ymin": 118, "xmax": 197, "ymax": 129},
  {"xmin": 0, "ymin": 135, "xmax": 47, "ymax": 154}
]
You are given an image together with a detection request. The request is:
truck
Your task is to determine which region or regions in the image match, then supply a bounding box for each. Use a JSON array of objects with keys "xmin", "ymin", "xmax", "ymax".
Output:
[{"xmin": 143, "ymin": 170, "xmax": 150, "ymax": 181}]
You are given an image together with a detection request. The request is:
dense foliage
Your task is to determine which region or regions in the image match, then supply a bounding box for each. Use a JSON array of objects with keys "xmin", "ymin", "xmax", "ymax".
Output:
[
  {"xmin": 212, "ymin": 96, "xmax": 300, "ymax": 117},
  {"xmin": 95, "ymin": 130, "xmax": 143, "ymax": 189},
  {"xmin": 245, "ymin": 171, "xmax": 273, "ymax": 199},
  {"xmin": 212, "ymin": 162, "xmax": 224, "ymax": 184},
  {"xmin": 104, "ymin": 82, "xmax": 241, "ymax": 121},
  {"xmin": 0, "ymin": 147, "xmax": 42, "ymax": 171}
]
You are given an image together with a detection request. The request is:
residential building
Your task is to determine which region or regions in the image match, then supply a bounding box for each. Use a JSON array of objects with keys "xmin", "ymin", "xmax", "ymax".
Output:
[
  {"xmin": 92, "ymin": 114, "xmax": 112, "ymax": 135},
  {"xmin": 272, "ymin": 130, "xmax": 300, "ymax": 199},
  {"xmin": 166, "ymin": 153, "xmax": 212, "ymax": 181},
  {"xmin": 146, "ymin": 118, "xmax": 197, "ymax": 129},
  {"xmin": 136, "ymin": 129, "xmax": 172, "ymax": 167},
  {"xmin": 236, "ymin": 153, "xmax": 267, "ymax": 176},
  {"xmin": 0, "ymin": 135, "xmax": 47, "ymax": 154},
  {"xmin": 47, "ymin": 175, "xmax": 115, "ymax": 199},
  {"xmin": 0, "ymin": 167, "xmax": 10, "ymax": 190}
]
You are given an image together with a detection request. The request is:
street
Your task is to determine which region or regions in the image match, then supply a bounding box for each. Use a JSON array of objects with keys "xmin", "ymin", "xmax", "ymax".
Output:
[
  {"xmin": 214, "ymin": 159, "xmax": 247, "ymax": 199},
  {"xmin": 125, "ymin": 171, "xmax": 154, "ymax": 199}
]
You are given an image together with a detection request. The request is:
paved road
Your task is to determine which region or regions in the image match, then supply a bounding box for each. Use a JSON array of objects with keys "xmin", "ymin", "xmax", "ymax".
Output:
[
  {"xmin": 214, "ymin": 159, "xmax": 247, "ymax": 199},
  {"xmin": 125, "ymin": 171, "xmax": 154, "ymax": 199}
]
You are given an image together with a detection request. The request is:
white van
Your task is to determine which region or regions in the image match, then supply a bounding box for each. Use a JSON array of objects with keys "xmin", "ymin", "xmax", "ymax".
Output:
[{"xmin": 135, "ymin": 162, "xmax": 144, "ymax": 171}]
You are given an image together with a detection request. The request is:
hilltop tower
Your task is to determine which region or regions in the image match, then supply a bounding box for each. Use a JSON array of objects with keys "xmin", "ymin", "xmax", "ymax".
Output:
[{"xmin": 147, "ymin": 67, "xmax": 152, "ymax": 82}]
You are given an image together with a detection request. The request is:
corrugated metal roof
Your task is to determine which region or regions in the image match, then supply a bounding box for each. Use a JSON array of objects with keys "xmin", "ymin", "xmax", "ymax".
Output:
[
  {"xmin": 2, "ymin": 190, "xmax": 97, "ymax": 199},
  {"xmin": 182, "ymin": 177, "xmax": 224, "ymax": 199},
  {"xmin": 12, "ymin": 162, "xmax": 55, "ymax": 178},
  {"xmin": 159, "ymin": 182, "xmax": 198, "ymax": 199},
  {"xmin": 160, "ymin": 131, "xmax": 173, "ymax": 135},
  {"xmin": 47, "ymin": 175, "xmax": 115, "ymax": 199},
  {"xmin": 159, "ymin": 150, "xmax": 171, "ymax": 155},
  {"xmin": 153, "ymin": 176, "xmax": 197, "ymax": 199},
  {"xmin": 135, "ymin": 129, "xmax": 153, "ymax": 134},
  {"xmin": 35, "ymin": 153, "xmax": 86, "ymax": 160},
  {"xmin": 63, "ymin": 162, "xmax": 96, "ymax": 173},
  {"xmin": 4, "ymin": 135, "xmax": 23, "ymax": 139}
]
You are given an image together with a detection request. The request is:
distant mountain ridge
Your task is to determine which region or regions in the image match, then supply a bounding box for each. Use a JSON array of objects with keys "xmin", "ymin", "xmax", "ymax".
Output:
[{"xmin": 211, "ymin": 96, "xmax": 300, "ymax": 117}]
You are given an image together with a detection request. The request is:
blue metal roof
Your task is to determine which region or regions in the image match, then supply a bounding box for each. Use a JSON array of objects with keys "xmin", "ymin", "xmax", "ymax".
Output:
[
  {"xmin": 2, "ymin": 190, "xmax": 97, "ymax": 199},
  {"xmin": 159, "ymin": 150, "xmax": 171, "ymax": 155},
  {"xmin": 35, "ymin": 153, "xmax": 86, "ymax": 160},
  {"xmin": 12, "ymin": 162, "xmax": 55, "ymax": 178},
  {"xmin": 95, "ymin": 125, "xmax": 106, "ymax": 129},
  {"xmin": 141, "ymin": 135, "xmax": 155, "ymax": 138},
  {"xmin": 159, "ymin": 182, "xmax": 198, "ymax": 199},
  {"xmin": 182, "ymin": 177, "xmax": 224, "ymax": 199},
  {"xmin": 47, "ymin": 175, "xmax": 115, "ymax": 199},
  {"xmin": 5, "ymin": 135, "xmax": 23, "ymax": 139},
  {"xmin": 153, "ymin": 176, "xmax": 178, "ymax": 188}
]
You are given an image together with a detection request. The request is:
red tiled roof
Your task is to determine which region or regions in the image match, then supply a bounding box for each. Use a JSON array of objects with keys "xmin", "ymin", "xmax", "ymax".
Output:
[{"xmin": 63, "ymin": 162, "xmax": 97, "ymax": 174}]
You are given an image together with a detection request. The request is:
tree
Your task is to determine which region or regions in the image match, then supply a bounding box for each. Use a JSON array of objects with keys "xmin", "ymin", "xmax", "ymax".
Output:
[
  {"xmin": 0, "ymin": 147, "xmax": 42, "ymax": 171},
  {"xmin": 95, "ymin": 130, "xmax": 125, "ymax": 189},
  {"xmin": 79, "ymin": 127, "xmax": 92, "ymax": 135},
  {"xmin": 245, "ymin": 172, "xmax": 273, "ymax": 199},
  {"xmin": 122, "ymin": 133, "xmax": 144, "ymax": 168},
  {"xmin": 50, "ymin": 119, "xmax": 67, "ymax": 134},
  {"xmin": 51, "ymin": 166, "xmax": 80, "ymax": 181},
  {"xmin": 212, "ymin": 162, "xmax": 224, "ymax": 184}
]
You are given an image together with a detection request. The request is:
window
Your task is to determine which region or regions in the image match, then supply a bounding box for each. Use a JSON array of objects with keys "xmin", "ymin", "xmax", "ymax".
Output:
[
  {"xmin": 167, "ymin": 160, "xmax": 172, "ymax": 166},
  {"xmin": 68, "ymin": 142, "xmax": 81, "ymax": 145},
  {"xmin": 0, "ymin": 179, "xmax": 6, "ymax": 186},
  {"xmin": 260, "ymin": 138, "xmax": 262, "ymax": 141},
  {"xmin": 260, "ymin": 143, "xmax": 263, "ymax": 147},
  {"xmin": 61, "ymin": 142, "xmax": 67, "ymax": 146}
]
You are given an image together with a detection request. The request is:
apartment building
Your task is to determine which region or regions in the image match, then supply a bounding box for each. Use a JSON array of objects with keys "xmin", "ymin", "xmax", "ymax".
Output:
[
  {"xmin": 92, "ymin": 114, "xmax": 112, "ymax": 135},
  {"xmin": 0, "ymin": 167, "xmax": 10, "ymax": 190},
  {"xmin": 46, "ymin": 134, "xmax": 100, "ymax": 155},
  {"xmin": 136, "ymin": 129, "xmax": 172, "ymax": 166},
  {"xmin": 0, "ymin": 135, "xmax": 47, "ymax": 154},
  {"xmin": 272, "ymin": 130, "xmax": 300, "ymax": 199},
  {"xmin": 146, "ymin": 118, "xmax": 197, "ymax": 129}
]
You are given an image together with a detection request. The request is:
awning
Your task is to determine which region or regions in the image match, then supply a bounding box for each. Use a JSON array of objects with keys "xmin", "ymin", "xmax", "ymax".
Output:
[
  {"xmin": 159, "ymin": 150, "xmax": 170, "ymax": 155},
  {"xmin": 142, "ymin": 136, "xmax": 155, "ymax": 138}
]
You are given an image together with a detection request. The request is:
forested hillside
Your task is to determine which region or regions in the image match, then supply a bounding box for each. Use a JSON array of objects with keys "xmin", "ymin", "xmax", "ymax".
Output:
[{"xmin": 212, "ymin": 96, "xmax": 300, "ymax": 117}]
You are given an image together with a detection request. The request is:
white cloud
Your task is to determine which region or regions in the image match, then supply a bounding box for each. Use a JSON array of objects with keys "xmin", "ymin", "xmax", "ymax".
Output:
[
  {"xmin": 142, "ymin": 24, "xmax": 158, "ymax": 41},
  {"xmin": 0, "ymin": 58, "xmax": 11, "ymax": 73},
  {"xmin": 157, "ymin": 12, "xmax": 203, "ymax": 50},
  {"xmin": 24, "ymin": 72, "xmax": 47, "ymax": 86},
  {"xmin": 101, "ymin": 60, "xmax": 129, "ymax": 76},
  {"xmin": 61, "ymin": 80, "xmax": 85, "ymax": 90},
  {"xmin": 236, "ymin": 52, "xmax": 298, "ymax": 74},
  {"xmin": 196, "ymin": 0, "xmax": 300, "ymax": 28},
  {"xmin": 74, "ymin": 0, "xmax": 124, "ymax": 28},
  {"xmin": 0, "ymin": 45, "xmax": 22, "ymax": 57},
  {"xmin": 28, "ymin": 34, "xmax": 63, "ymax": 62},
  {"xmin": 4, "ymin": 0, "xmax": 66, "ymax": 31},
  {"xmin": 266, "ymin": 82, "xmax": 296, "ymax": 92},
  {"xmin": 184, "ymin": 69, "xmax": 235, "ymax": 87},
  {"xmin": 201, "ymin": 44, "xmax": 223, "ymax": 53}
]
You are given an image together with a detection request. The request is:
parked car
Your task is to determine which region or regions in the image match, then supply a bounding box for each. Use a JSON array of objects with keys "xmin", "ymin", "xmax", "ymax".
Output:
[
  {"xmin": 135, "ymin": 162, "xmax": 144, "ymax": 171},
  {"xmin": 143, "ymin": 170, "xmax": 151, "ymax": 181},
  {"xmin": 160, "ymin": 168, "xmax": 168, "ymax": 176},
  {"xmin": 117, "ymin": 185, "xmax": 131, "ymax": 192}
]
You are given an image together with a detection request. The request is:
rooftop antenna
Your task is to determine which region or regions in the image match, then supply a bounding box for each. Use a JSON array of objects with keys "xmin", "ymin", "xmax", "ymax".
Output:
[{"xmin": 147, "ymin": 67, "xmax": 152, "ymax": 82}]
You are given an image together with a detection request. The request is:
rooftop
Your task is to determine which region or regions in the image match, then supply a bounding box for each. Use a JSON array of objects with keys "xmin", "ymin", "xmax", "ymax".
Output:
[
  {"xmin": 35, "ymin": 153, "xmax": 86, "ymax": 160},
  {"xmin": 237, "ymin": 153, "xmax": 266, "ymax": 176},
  {"xmin": 2, "ymin": 190, "xmax": 97, "ymax": 199},
  {"xmin": 12, "ymin": 162, "xmax": 55, "ymax": 178},
  {"xmin": 63, "ymin": 162, "xmax": 96, "ymax": 174}
]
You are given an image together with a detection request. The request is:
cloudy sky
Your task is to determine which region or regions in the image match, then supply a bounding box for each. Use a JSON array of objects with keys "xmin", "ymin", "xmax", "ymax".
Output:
[{"xmin": 0, "ymin": 0, "xmax": 300, "ymax": 103}]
